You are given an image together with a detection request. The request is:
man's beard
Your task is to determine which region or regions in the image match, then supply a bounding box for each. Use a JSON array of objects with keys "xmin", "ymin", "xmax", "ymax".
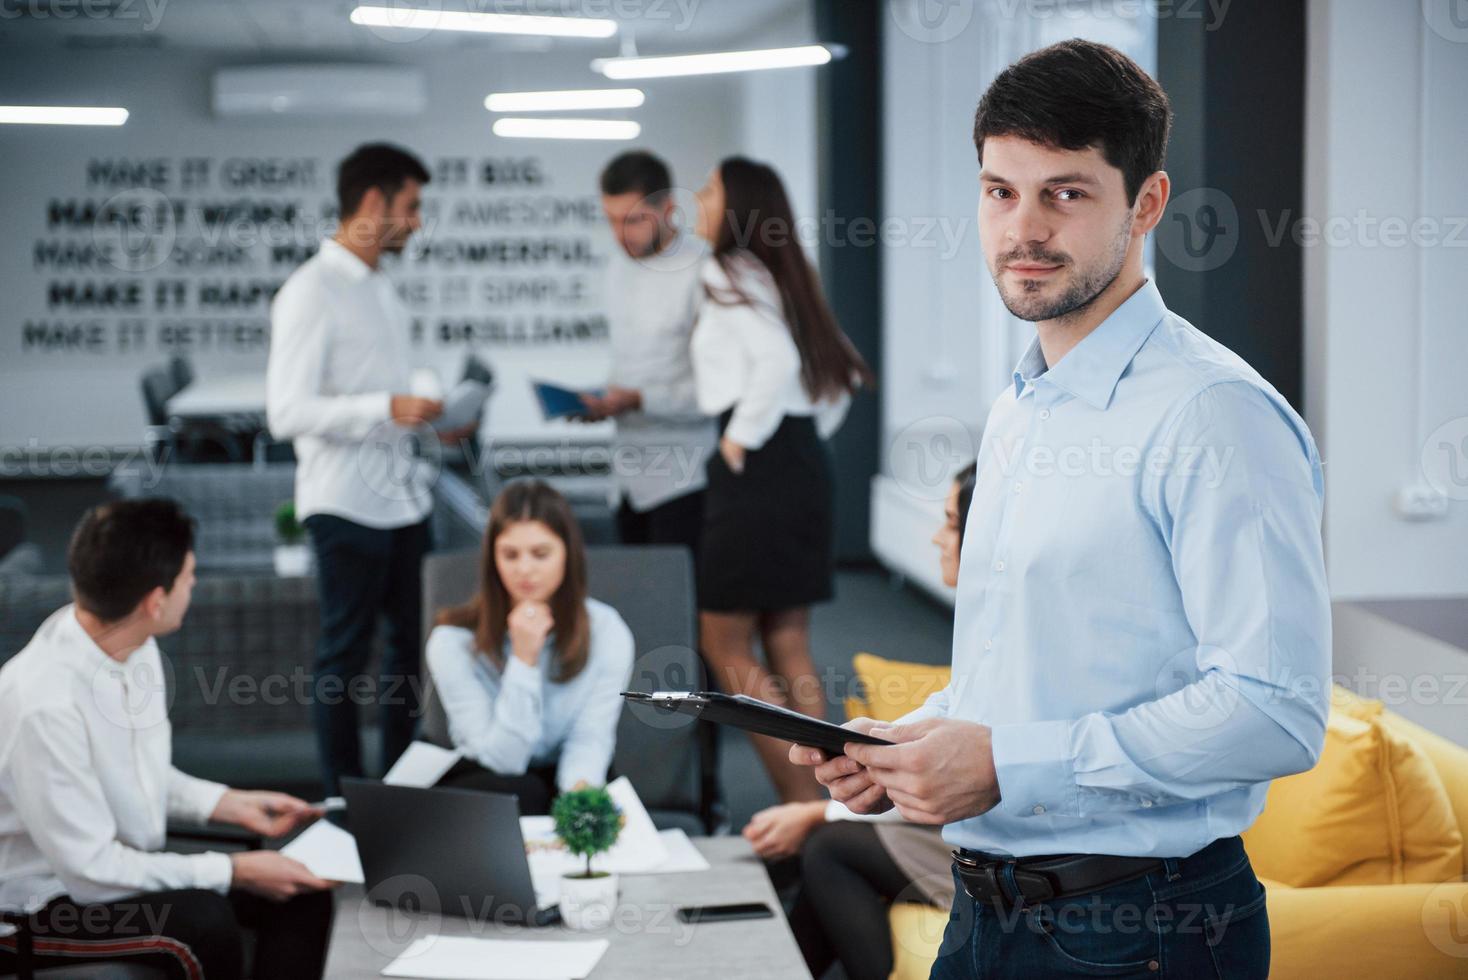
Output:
[{"xmin": 991, "ymin": 216, "xmax": 1131, "ymax": 323}]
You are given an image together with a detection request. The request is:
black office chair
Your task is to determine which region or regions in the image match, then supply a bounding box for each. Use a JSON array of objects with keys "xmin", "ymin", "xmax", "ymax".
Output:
[
  {"xmin": 0, "ymin": 908, "xmax": 166, "ymax": 979},
  {"xmin": 167, "ymin": 355, "xmax": 195, "ymax": 393},
  {"xmin": 460, "ymin": 353, "xmax": 494, "ymax": 387}
]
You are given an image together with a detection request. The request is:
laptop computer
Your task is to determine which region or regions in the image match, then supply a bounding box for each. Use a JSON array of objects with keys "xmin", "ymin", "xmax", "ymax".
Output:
[{"xmin": 339, "ymin": 778, "xmax": 561, "ymax": 927}]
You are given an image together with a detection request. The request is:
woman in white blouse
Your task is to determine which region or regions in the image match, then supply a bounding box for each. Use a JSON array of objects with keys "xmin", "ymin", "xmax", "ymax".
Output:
[
  {"xmin": 426, "ymin": 479, "xmax": 634, "ymax": 814},
  {"xmin": 689, "ymin": 157, "xmax": 873, "ymax": 802}
]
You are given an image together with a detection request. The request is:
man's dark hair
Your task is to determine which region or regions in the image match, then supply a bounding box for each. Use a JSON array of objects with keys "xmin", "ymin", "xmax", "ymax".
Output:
[
  {"xmin": 337, "ymin": 142, "xmax": 431, "ymax": 218},
  {"xmin": 68, "ymin": 498, "xmax": 195, "ymax": 622},
  {"xmin": 974, "ymin": 39, "xmax": 1172, "ymax": 205},
  {"xmin": 599, "ymin": 150, "xmax": 672, "ymax": 202}
]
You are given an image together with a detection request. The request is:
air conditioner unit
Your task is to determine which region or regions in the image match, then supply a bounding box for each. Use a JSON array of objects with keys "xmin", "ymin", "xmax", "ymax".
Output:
[{"xmin": 212, "ymin": 65, "xmax": 426, "ymax": 118}]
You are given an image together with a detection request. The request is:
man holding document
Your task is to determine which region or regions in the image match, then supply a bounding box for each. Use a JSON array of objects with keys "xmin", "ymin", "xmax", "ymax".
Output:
[
  {"xmin": 792, "ymin": 41, "xmax": 1329, "ymax": 979},
  {"xmin": 0, "ymin": 499, "xmax": 334, "ymax": 980},
  {"xmin": 589, "ymin": 150, "xmax": 717, "ymax": 560},
  {"xmin": 268, "ymin": 143, "xmax": 477, "ymax": 795}
]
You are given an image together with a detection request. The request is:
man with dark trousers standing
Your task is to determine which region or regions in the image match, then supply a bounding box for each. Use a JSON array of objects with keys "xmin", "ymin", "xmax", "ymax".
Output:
[
  {"xmin": 794, "ymin": 41, "xmax": 1329, "ymax": 979},
  {"xmin": 588, "ymin": 151, "xmax": 717, "ymax": 560},
  {"xmin": 268, "ymin": 143, "xmax": 474, "ymax": 795}
]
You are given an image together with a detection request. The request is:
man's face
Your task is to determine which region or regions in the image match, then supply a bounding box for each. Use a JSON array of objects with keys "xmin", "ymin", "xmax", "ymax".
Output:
[
  {"xmin": 978, "ymin": 136, "xmax": 1139, "ymax": 323},
  {"xmin": 601, "ymin": 190, "xmax": 670, "ymax": 259},
  {"xmin": 150, "ymin": 551, "xmax": 196, "ymax": 636},
  {"xmin": 381, "ymin": 177, "xmax": 424, "ymax": 254}
]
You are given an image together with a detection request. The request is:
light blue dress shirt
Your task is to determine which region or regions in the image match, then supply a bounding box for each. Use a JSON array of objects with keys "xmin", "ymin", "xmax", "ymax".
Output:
[
  {"xmin": 426, "ymin": 598, "xmax": 634, "ymax": 792},
  {"xmin": 907, "ymin": 279, "xmax": 1330, "ymax": 859}
]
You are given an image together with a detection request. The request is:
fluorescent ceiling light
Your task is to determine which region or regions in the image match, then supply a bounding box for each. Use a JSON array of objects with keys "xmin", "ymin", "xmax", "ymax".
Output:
[
  {"xmin": 492, "ymin": 117, "xmax": 641, "ymax": 141},
  {"xmin": 593, "ymin": 44, "xmax": 835, "ymax": 79},
  {"xmin": 350, "ymin": 4, "xmax": 616, "ymax": 38},
  {"xmin": 0, "ymin": 105, "xmax": 128, "ymax": 126},
  {"xmin": 485, "ymin": 88, "xmax": 644, "ymax": 112}
]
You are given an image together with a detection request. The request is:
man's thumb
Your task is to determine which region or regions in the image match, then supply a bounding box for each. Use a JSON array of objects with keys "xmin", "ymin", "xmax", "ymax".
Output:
[{"xmin": 868, "ymin": 721, "xmax": 920, "ymax": 744}]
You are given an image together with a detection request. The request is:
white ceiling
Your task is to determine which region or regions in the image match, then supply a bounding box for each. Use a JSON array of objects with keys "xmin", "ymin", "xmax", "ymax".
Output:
[{"xmin": 0, "ymin": 0, "xmax": 813, "ymax": 56}]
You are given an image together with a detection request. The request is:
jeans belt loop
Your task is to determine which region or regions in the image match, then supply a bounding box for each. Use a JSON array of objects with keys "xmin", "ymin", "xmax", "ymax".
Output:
[
  {"xmin": 998, "ymin": 860, "xmax": 1027, "ymax": 913},
  {"xmin": 1163, "ymin": 856, "xmax": 1182, "ymax": 882}
]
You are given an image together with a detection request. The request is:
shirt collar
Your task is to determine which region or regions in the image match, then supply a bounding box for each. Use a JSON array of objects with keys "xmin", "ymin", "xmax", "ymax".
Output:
[
  {"xmin": 318, "ymin": 237, "xmax": 375, "ymax": 283},
  {"xmin": 1010, "ymin": 279, "xmax": 1167, "ymax": 410}
]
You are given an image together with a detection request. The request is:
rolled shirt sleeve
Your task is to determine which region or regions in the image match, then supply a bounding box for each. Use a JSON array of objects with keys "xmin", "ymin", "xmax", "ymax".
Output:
[
  {"xmin": 988, "ymin": 380, "xmax": 1330, "ymax": 820},
  {"xmin": 166, "ymin": 768, "xmax": 229, "ymax": 826}
]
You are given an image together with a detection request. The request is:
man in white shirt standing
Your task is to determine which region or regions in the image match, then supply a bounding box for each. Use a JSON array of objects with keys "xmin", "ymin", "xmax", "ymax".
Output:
[
  {"xmin": 268, "ymin": 143, "xmax": 472, "ymax": 795},
  {"xmin": 585, "ymin": 151, "xmax": 717, "ymax": 561},
  {"xmin": 0, "ymin": 499, "xmax": 335, "ymax": 980}
]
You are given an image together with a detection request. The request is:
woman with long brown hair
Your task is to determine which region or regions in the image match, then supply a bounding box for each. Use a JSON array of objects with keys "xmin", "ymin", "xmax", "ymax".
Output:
[
  {"xmin": 426, "ymin": 479, "xmax": 633, "ymax": 814},
  {"xmin": 690, "ymin": 156, "xmax": 873, "ymax": 802}
]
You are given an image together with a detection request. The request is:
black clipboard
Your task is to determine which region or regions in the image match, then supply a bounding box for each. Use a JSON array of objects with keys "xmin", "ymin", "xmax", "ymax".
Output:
[{"xmin": 621, "ymin": 691, "xmax": 893, "ymax": 757}]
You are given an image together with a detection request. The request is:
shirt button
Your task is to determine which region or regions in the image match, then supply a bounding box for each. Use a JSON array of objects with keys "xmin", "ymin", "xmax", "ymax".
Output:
[
  {"xmin": 984, "ymin": 639, "xmax": 993, "ymax": 651},
  {"xmin": 1013, "ymin": 483, "xmax": 1023, "ymax": 494},
  {"xmin": 1039, "ymin": 409, "xmax": 1051, "ymax": 420},
  {"xmin": 1141, "ymin": 799, "xmax": 1154, "ymax": 808},
  {"xmin": 994, "ymin": 560, "xmax": 1006, "ymax": 572},
  {"xmin": 1032, "ymin": 804, "xmax": 1046, "ymax": 815}
]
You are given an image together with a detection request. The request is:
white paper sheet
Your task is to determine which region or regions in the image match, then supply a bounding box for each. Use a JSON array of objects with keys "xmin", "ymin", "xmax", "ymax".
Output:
[
  {"xmin": 381, "ymin": 935, "xmax": 608, "ymax": 980},
  {"xmin": 521, "ymin": 776, "xmax": 668, "ymax": 879},
  {"xmin": 280, "ymin": 820, "xmax": 364, "ymax": 884},
  {"xmin": 384, "ymin": 741, "xmax": 464, "ymax": 787}
]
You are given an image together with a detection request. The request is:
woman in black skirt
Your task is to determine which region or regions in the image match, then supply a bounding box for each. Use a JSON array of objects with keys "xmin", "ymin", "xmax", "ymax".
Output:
[{"xmin": 689, "ymin": 156, "xmax": 873, "ymax": 801}]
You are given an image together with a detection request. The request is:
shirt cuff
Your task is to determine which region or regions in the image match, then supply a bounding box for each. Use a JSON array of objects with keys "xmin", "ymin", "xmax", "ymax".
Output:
[
  {"xmin": 192, "ymin": 851, "xmax": 235, "ymax": 895},
  {"xmin": 989, "ymin": 719, "xmax": 1079, "ymax": 820},
  {"xmin": 501, "ymin": 654, "xmax": 542, "ymax": 694},
  {"xmin": 172, "ymin": 777, "xmax": 230, "ymax": 826},
  {"xmin": 722, "ymin": 413, "xmax": 774, "ymax": 451}
]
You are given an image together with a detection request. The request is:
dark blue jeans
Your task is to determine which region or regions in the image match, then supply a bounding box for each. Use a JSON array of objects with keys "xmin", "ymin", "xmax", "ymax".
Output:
[
  {"xmin": 305, "ymin": 513, "xmax": 431, "ymax": 795},
  {"xmin": 929, "ymin": 835, "xmax": 1269, "ymax": 979}
]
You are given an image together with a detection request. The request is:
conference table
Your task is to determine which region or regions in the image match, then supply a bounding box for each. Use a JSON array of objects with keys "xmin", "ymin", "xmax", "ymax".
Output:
[{"xmin": 323, "ymin": 836, "xmax": 811, "ymax": 979}]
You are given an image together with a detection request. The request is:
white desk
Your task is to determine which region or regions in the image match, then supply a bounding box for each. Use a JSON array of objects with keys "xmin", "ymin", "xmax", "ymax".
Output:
[{"xmin": 166, "ymin": 373, "xmax": 267, "ymax": 419}]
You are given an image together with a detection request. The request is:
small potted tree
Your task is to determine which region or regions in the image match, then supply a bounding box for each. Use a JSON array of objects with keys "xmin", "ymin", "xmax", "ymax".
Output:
[
  {"xmin": 551, "ymin": 786, "xmax": 623, "ymax": 930},
  {"xmin": 273, "ymin": 501, "xmax": 311, "ymax": 577}
]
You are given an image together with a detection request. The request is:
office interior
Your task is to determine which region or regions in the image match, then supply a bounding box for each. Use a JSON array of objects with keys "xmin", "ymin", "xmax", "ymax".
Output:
[{"xmin": 1, "ymin": 1, "xmax": 1466, "ymax": 978}]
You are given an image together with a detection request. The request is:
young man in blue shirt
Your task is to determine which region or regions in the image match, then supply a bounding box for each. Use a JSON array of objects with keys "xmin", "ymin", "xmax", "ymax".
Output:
[{"xmin": 795, "ymin": 39, "xmax": 1328, "ymax": 979}]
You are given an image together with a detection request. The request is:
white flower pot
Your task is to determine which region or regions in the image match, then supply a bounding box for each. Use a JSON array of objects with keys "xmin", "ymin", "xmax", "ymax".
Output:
[
  {"xmin": 559, "ymin": 871, "xmax": 618, "ymax": 930},
  {"xmin": 273, "ymin": 543, "xmax": 312, "ymax": 577}
]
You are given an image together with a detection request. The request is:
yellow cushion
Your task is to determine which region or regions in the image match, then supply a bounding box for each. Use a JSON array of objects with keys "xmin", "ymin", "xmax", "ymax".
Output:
[
  {"xmin": 845, "ymin": 652, "xmax": 952, "ymax": 724},
  {"xmin": 1330, "ymin": 683, "xmax": 1385, "ymax": 721},
  {"xmin": 1243, "ymin": 709, "xmax": 1463, "ymax": 887}
]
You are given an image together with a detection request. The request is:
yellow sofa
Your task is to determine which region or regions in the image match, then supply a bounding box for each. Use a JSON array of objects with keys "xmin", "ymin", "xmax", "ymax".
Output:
[{"xmin": 844, "ymin": 653, "xmax": 1468, "ymax": 979}]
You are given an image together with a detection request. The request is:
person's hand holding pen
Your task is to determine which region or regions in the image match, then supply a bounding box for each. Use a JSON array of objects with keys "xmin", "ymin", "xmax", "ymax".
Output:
[{"xmin": 211, "ymin": 789, "xmax": 323, "ymax": 838}]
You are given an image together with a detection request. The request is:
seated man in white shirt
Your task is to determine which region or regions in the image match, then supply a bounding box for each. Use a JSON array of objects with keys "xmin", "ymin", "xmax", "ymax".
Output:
[{"xmin": 0, "ymin": 499, "xmax": 336, "ymax": 980}]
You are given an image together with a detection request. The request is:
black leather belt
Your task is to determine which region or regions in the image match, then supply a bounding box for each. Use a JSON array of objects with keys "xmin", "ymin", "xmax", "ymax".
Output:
[{"xmin": 953, "ymin": 849, "xmax": 1164, "ymax": 910}]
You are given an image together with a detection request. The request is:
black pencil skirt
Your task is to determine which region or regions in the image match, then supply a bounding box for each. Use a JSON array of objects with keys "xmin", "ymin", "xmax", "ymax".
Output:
[{"xmin": 697, "ymin": 410, "xmax": 836, "ymax": 612}]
